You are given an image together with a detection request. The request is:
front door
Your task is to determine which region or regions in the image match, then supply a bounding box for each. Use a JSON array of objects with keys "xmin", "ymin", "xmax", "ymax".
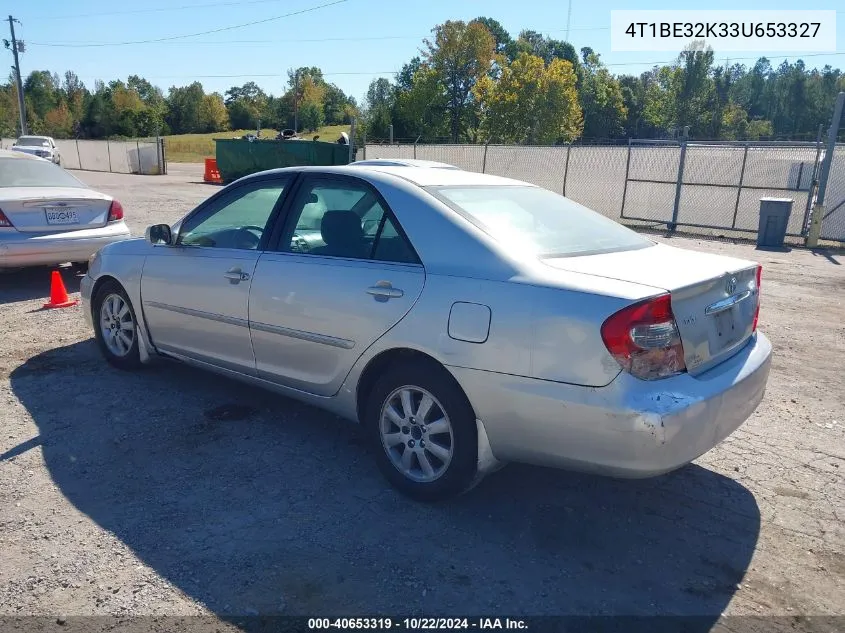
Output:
[
  {"xmin": 141, "ymin": 176, "xmax": 291, "ymax": 374},
  {"xmin": 249, "ymin": 174, "xmax": 426, "ymax": 395}
]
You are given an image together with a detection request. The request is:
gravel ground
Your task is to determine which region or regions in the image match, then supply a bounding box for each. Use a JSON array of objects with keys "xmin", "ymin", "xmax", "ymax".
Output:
[{"xmin": 1, "ymin": 167, "xmax": 843, "ymax": 629}]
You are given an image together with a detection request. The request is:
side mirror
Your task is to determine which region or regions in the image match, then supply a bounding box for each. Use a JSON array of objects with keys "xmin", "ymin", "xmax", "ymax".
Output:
[{"xmin": 146, "ymin": 223, "xmax": 173, "ymax": 245}]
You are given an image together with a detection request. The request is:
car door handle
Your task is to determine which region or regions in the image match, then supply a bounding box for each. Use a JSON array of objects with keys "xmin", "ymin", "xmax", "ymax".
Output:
[
  {"xmin": 367, "ymin": 282, "xmax": 404, "ymax": 300},
  {"xmin": 224, "ymin": 268, "xmax": 250, "ymax": 282}
]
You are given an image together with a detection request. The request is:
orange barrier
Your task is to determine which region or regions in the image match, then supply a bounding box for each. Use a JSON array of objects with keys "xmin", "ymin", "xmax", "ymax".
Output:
[
  {"xmin": 43, "ymin": 270, "xmax": 79, "ymax": 309},
  {"xmin": 203, "ymin": 158, "xmax": 223, "ymax": 184}
]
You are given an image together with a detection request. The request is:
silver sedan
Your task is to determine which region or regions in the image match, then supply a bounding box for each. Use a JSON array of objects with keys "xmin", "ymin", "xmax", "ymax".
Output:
[
  {"xmin": 0, "ymin": 150, "xmax": 131, "ymax": 269},
  {"xmin": 80, "ymin": 164, "xmax": 772, "ymax": 501}
]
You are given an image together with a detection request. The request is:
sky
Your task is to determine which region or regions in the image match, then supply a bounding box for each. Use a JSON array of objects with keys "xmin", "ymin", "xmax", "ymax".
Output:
[{"xmin": 7, "ymin": 0, "xmax": 845, "ymax": 105}]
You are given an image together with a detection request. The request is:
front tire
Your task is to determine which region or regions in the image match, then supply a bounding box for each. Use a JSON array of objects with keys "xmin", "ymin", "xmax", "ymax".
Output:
[
  {"xmin": 92, "ymin": 280, "xmax": 142, "ymax": 370},
  {"xmin": 364, "ymin": 361, "xmax": 477, "ymax": 501}
]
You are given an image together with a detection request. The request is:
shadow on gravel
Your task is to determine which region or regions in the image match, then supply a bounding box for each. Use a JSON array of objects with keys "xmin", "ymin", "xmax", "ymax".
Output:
[
  {"xmin": 11, "ymin": 341, "xmax": 761, "ymax": 628},
  {"xmin": 0, "ymin": 266, "xmax": 83, "ymax": 304}
]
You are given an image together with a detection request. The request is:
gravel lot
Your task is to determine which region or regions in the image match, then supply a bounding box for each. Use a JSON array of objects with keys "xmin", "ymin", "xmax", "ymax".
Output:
[{"xmin": 1, "ymin": 167, "xmax": 843, "ymax": 629}]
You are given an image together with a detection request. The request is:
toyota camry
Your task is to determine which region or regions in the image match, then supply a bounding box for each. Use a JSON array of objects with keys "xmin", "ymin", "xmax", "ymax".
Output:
[{"xmin": 81, "ymin": 164, "xmax": 771, "ymax": 500}]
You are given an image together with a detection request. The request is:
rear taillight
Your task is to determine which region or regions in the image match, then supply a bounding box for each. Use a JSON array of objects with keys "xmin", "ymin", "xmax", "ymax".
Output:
[
  {"xmin": 600, "ymin": 294, "xmax": 687, "ymax": 381},
  {"xmin": 0, "ymin": 209, "xmax": 13, "ymax": 227},
  {"xmin": 108, "ymin": 200, "xmax": 124, "ymax": 222},
  {"xmin": 752, "ymin": 265, "xmax": 762, "ymax": 332}
]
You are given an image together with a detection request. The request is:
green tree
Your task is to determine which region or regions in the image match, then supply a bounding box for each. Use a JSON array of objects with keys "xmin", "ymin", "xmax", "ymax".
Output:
[
  {"xmin": 165, "ymin": 82, "xmax": 205, "ymax": 134},
  {"xmin": 364, "ymin": 77, "xmax": 394, "ymax": 139},
  {"xmin": 198, "ymin": 93, "xmax": 229, "ymax": 132},
  {"xmin": 579, "ymin": 50, "xmax": 627, "ymax": 139},
  {"xmin": 393, "ymin": 65, "xmax": 448, "ymax": 141},
  {"xmin": 299, "ymin": 100, "xmax": 324, "ymax": 132},
  {"xmin": 474, "ymin": 52, "xmax": 582, "ymax": 144},
  {"xmin": 424, "ymin": 20, "xmax": 496, "ymax": 142}
]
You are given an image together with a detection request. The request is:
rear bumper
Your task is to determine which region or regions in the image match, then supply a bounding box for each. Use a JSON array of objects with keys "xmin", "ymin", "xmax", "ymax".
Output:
[
  {"xmin": 0, "ymin": 224, "xmax": 131, "ymax": 268},
  {"xmin": 450, "ymin": 332, "xmax": 772, "ymax": 478}
]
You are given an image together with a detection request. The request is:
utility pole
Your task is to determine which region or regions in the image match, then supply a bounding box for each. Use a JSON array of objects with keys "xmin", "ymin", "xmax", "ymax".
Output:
[
  {"xmin": 293, "ymin": 70, "xmax": 299, "ymax": 133},
  {"xmin": 4, "ymin": 15, "xmax": 27, "ymax": 136},
  {"xmin": 565, "ymin": 0, "xmax": 572, "ymax": 42}
]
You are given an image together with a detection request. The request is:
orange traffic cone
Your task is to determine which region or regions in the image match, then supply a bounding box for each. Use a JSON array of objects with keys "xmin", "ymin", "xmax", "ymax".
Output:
[{"xmin": 43, "ymin": 270, "xmax": 79, "ymax": 309}]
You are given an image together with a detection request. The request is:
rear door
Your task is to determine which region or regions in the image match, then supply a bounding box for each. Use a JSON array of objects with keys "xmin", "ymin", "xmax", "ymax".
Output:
[
  {"xmin": 140, "ymin": 175, "xmax": 292, "ymax": 374},
  {"xmin": 249, "ymin": 174, "xmax": 425, "ymax": 396}
]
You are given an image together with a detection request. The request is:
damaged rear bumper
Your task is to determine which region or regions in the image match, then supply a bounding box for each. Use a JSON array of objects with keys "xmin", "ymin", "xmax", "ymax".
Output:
[{"xmin": 448, "ymin": 332, "xmax": 772, "ymax": 478}]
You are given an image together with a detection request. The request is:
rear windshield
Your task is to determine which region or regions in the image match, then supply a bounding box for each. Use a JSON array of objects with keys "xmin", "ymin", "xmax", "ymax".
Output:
[
  {"xmin": 17, "ymin": 137, "xmax": 50, "ymax": 147},
  {"xmin": 428, "ymin": 185, "xmax": 652, "ymax": 258},
  {"xmin": 0, "ymin": 158, "xmax": 83, "ymax": 188}
]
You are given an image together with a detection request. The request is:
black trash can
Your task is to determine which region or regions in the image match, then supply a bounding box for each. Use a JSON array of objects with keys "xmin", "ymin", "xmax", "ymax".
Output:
[{"xmin": 756, "ymin": 198, "xmax": 793, "ymax": 248}]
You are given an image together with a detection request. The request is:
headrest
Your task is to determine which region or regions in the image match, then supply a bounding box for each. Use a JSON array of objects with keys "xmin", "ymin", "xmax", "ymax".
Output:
[{"xmin": 320, "ymin": 210, "xmax": 363, "ymax": 246}]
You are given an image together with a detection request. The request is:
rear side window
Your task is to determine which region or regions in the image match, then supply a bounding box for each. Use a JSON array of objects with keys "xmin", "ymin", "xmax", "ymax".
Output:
[
  {"xmin": 0, "ymin": 158, "xmax": 83, "ymax": 188},
  {"xmin": 429, "ymin": 185, "xmax": 652, "ymax": 258}
]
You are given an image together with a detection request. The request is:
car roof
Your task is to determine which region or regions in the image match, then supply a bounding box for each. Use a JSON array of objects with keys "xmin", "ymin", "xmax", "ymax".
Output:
[
  {"xmin": 350, "ymin": 158, "xmax": 460, "ymax": 170},
  {"xmin": 256, "ymin": 165, "xmax": 535, "ymax": 188},
  {"xmin": 0, "ymin": 148, "xmax": 44, "ymax": 160}
]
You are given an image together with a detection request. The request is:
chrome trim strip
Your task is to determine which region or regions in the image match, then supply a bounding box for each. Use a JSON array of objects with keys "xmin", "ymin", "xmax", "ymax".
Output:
[
  {"xmin": 145, "ymin": 301, "xmax": 249, "ymax": 328},
  {"xmin": 250, "ymin": 320, "xmax": 355, "ymax": 349},
  {"xmin": 704, "ymin": 290, "xmax": 752, "ymax": 315}
]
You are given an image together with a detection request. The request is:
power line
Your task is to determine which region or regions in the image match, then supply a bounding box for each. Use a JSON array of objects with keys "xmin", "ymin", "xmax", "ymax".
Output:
[
  {"xmin": 29, "ymin": 0, "xmax": 348, "ymax": 47},
  {"xmin": 31, "ymin": 26, "xmax": 610, "ymax": 48},
  {"xmin": 28, "ymin": 0, "xmax": 320, "ymax": 21}
]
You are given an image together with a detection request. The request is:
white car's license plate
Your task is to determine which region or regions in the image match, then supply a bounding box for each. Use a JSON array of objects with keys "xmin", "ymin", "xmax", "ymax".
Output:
[{"xmin": 44, "ymin": 207, "xmax": 79, "ymax": 224}]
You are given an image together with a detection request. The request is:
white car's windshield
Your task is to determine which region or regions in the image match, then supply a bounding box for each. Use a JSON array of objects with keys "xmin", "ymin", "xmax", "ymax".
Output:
[
  {"xmin": 16, "ymin": 137, "xmax": 51, "ymax": 147},
  {"xmin": 0, "ymin": 158, "xmax": 83, "ymax": 188},
  {"xmin": 430, "ymin": 185, "xmax": 653, "ymax": 258}
]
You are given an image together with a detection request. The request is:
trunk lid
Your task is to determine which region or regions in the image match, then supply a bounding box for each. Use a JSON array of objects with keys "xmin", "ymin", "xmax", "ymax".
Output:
[
  {"xmin": 544, "ymin": 243, "xmax": 760, "ymax": 375},
  {"xmin": 0, "ymin": 187, "xmax": 113, "ymax": 233}
]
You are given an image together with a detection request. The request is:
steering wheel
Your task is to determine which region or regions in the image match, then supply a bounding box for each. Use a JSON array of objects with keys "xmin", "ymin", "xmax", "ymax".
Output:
[{"xmin": 233, "ymin": 225, "xmax": 264, "ymax": 250}]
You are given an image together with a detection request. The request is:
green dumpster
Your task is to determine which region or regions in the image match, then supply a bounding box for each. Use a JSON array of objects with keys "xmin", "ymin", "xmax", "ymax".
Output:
[{"xmin": 214, "ymin": 138, "xmax": 354, "ymax": 183}]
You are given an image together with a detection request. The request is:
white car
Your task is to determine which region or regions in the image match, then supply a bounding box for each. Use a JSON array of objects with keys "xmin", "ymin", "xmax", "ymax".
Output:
[
  {"xmin": 0, "ymin": 150, "xmax": 131, "ymax": 269},
  {"xmin": 12, "ymin": 135, "xmax": 62, "ymax": 165}
]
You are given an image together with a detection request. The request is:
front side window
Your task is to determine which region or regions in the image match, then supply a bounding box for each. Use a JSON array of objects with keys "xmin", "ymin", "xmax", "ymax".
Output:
[
  {"xmin": 179, "ymin": 180, "xmax": 287, "ymax": 250},
  {"xmin": 285, "ymin": 179, "xmax": 418, "ymax": 264},
  {"xmin": 429, "ymin": 185, "xmax": 653, "ymax": 258}
]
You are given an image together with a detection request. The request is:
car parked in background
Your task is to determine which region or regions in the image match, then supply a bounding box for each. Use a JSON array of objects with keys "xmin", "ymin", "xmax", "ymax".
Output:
[
  {"xmin": 80, "ymin": 164, "xmax": 771, "ymax": 501},
  {"xmin": 0, "ymin": 150, "xmax": 131, "ymax": 269},
  {"xmin": 12, "ymin": 135, "xmax": 62, "ymax": 165}
]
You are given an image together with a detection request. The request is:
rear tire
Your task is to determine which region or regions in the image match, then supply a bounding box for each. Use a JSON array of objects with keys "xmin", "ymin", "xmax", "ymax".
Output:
[
  {"xmin": 92, "ymin": 280, "xmax": 142, "ymax": 370},
  {"xmin": 364, "ymin": 360, "xmax": 477, "ymax": 502}
]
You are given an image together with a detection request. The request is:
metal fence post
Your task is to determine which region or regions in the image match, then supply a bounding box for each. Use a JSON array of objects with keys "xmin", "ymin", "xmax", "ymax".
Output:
[
  {"xmin": 482, "ymin": 139, "xmax": 489, "ymax": 173},
  {"xmin": 620, "ymin": 138, "xmax": 633, "ymax": 217},
  {"xmin": 136, "ymin": 140, "xmax": 141, "ymax": 174},
  {"xmin": 807, "ymin": 91, "xmax": 844, "ymax": 247},
  {"xmin": 413, "ymin": 139, "xmax": 417, "ymax": 159},
  {"xmin": 75, "ymin": 138, "xmax": 81, "ymax": 170},
  {"xmin": 349, "ymin": 118, "xmax": 356, "ymax": 163},
  {"xmin": 106, "ymin": 139, "xmax": 113, "ymax": 172},
  {"xmin": 389, "ymin": 124, "xmax": 393, "ymax": 145},
  {"xmin": 160, "ymin": 138, "xmax": 167, "ymax": 175},
  {"xmin": 730, "ymin": 143, "xmax": 749, "ymax": 229},
  {"xmin": 362, "ymin": 130, "xmax": 366, "ymax": 160},
  {"xmin": 803, "ymin": 123, "xmax": 825, "ymax": 233},
  {"xmin": 562, "ymin": 144, "xmax": 571, "ymax": 196},
  {"xmin": 670, "ymin": 139, "xmax": 687, "ymax": 231}
]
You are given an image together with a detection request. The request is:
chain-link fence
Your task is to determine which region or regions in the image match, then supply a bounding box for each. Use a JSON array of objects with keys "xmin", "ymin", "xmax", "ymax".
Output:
[
  {"xmin": 1, "ymin": 137, "xmax": 166, "ymax": 175},
  {"xmin": 361, "ymin": 141, "xmax": 845, "ymax": 243}
]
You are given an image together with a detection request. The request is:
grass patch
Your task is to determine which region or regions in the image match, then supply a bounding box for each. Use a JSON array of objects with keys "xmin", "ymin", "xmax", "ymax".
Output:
[{"xmin": 164, "ymin": 125, "xmax": 351, "ymax": 163}]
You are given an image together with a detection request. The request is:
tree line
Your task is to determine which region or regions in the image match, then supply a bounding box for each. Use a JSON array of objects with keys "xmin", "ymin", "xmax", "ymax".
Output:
[
  {"xmin": 362, "ymin": 17, "xmax": 845, "ymax": 144},
  {"xmin": 0, "ymin": 66, "xmax": 357, "ymax": 139},
  {"xmin": 1, "ymin": 16, "xmax": 843, "ymax": 143}
]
